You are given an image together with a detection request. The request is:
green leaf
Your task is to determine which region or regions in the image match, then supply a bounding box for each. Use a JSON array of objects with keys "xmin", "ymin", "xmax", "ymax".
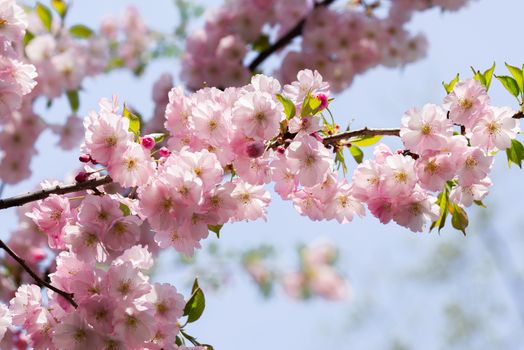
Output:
[
  {"xmin": 483, "ymin": 62, "xmax": 496, "ymax": 90},
  {"xmin": 442, "ymin": 73, "xmax": 459, "ymax": 94},
  {"xmin": 69, "ymin": 24, "xmax": 94, "ymax": 38},
  {"xmin": 252, "ymin": 34, "xmax": 270, "ymax": 52},
  {"xmin": 66, "ymin": 90, "xmax": 79, "ymax": 113},
  {"xmin": 505, "ymin": 63, "xmax": 524, "ymax": 93},
  {"xmin": 471, "ymin": 66, "xmax": 487, "ymax": 87},
  {"xmin": 495, "ymin": 75, "xmax": 520, "ymax": 98},
  {"xmin": 123, "ymin": 104, "xmax": 141, "ymax": 138},
  {"xmin": 183, "ymin": 279, "xmax": 206, "ymax": 323},
  {"xmin": 207, "ymin": 224, "xmax": 223, "ymax": 238},
  {"xmin": 430, "ymin": 187, "xmax": 449, "ymax": 232},
  {"xmin": 148, "ymin": 133, "xmax": 165, "ymax": 143},
  {"xmin": 276, "ymin": 94, "xmax": 296, "ymax": 120},
  {"xmin": 349, "ymin": 145, "xmax": 363, "ymax": 164},
  {"xmin": 175, "ymin": 336, "xmax": 183, "ymax": 346},
  {"xmin": 335, "ymin": 149, "xmax": 348, "ymax": 176},
  {"xmin": 506, "ymin": 139, "xmax": 524, "ymax": 168},
  {"xmin": 23, "ymin": 30, "xmax": 35, "ymax": 46},
  {"xmin": 51, "ymin": 0, "xmax": 68, "ymax": 18},
  {"xmin": 119, "ymin": 203, "xmax": 131, "ymax": 216},
  {"xmin": 35, "ymin": 2, "xmax": 53, "ymax": 31},
  {"xmin": 450, "ymin": 203, "xmax": 468, "ymax": 235},
  {"xmin": 300, "ymin": 92, "xmax": 321, "ymax": 117},
  {"xmin": 473, "ymin": 200, "xmax": 486, "ymax": 208},
  {"xmin": 350, "ymin": 135, "xmax": 383, "ymax": 147}
]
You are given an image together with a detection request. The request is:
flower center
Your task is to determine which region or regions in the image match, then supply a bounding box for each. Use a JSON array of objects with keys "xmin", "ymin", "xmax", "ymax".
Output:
[
  {"xmin": 105, "ymin": 135, "xmax": 117, "ymax": 147},
  {"xmin": 424, "ymin": 160, "xmax": 439, "ymax": 175},
  {"xmin": 465, "ymin": 156, "xmax": 478, "ymax": 168},
  {"xmin": 459, "ymin": 98, "xmax": 473, "ymax": 110},
  {"xmin": 487, "ymin": 121, "xmax": 500, "ymax": 134},
  {"xmin": 421, "ymin": 124, "xmax": 432, "ymax": 135},
  {"xmin": 394, "ymin": 171, "xmax": 408, "ymax": 183}
]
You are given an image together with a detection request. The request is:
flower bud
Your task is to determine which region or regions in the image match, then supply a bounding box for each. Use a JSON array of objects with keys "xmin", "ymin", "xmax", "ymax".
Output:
[
  {"xmin": 246, "ymin": 140, "xmax": 265, "ymax": 158},
  {"xmin": 75, "ymin": 171, "xmax": 89, "ymax": 182},
  {"xmin": 276, "ymin": 146, "xmax": 286, "ymax": 154},
  {"xmin": 159, "ymin": 146, "xmax": 171, "ymax": 158},
  {"xmin": 315, "ymin": 93, "xmax": 329, "ymax": 110},
  {"xmin": 141, "ymin": 136, "xmax": 155, "ymax": 150},
  {"xmin": 79, "ymin": 154, "xmax": 91, "ymax": 163}
]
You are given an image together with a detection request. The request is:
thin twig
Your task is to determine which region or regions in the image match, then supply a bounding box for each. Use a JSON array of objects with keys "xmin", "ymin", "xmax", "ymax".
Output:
[
  {"xmin": 0, "ymin": 240, "xmax": 78, "ymax": 308},
  {"xmin": 0, "ymin": 175, "xmax": 112, "ymax": 210},
  {"xmin": 247, "ymin": 0, "xmax": 336, "ymax": 72},
  {"xmin": 323, "ymin": 127, "xmax": 401, "ymax": 145}
]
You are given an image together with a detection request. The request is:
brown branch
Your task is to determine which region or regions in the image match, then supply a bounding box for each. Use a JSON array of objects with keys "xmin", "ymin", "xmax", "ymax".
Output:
[
  {"xmin": 322, "ymin": 127, "xmax": 401, "ymax": 145},
  {"xmin": 0, "ymin": 239, "xmax": 78, "ymax": 308},
  {"xmin": 0, "ymin": 175, "xmax": 112, "ymax": 210},
  {"xmin": 247, "ymin": 0, "xmax": 336, "ymax": 72}
]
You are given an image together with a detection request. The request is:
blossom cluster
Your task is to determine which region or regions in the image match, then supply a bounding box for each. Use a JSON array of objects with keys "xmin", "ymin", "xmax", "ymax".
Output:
[
  {"xmin": 352, "ymin": 79, "xmax": 519, "ymax": 231},
  {"xmin": 4, "ymin": 246, "xmax": 199, "ymax": 349},
  {"xmin": 181, "ymin": 0, "xmax": 469, "ymax": 91},
  {"xmin": 0, "ymin": 2, "xmax": 153, "ymax": 186}
]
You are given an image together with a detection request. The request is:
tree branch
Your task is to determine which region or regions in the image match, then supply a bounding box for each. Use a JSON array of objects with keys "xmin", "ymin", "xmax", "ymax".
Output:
[
  {"xmin": 0, "ymin": 175, "xmax": 112, "ymax": 210},
  {"xmin": 247, "ymin": 0, "xmax": 336, "ymax": 73},
  {"xmin": 0, "ymin": 239, "xmax": 78, "ymax": 308},
  {"xmin": 322, "ymin": 127, "xmax": 401, "ymax": 145}
]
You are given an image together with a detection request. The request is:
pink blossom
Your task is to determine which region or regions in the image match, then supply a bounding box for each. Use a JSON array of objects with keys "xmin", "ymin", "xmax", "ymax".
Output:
[
  {"xmin": 53, "ymin": 313, "xmax": 103, "ymax": 350},
  {"xmin": 145, "ymin": 283, "xmax": 185, "ymax": 323},
  {"xmin": 231, "ymin": 180, "xmax": 271, "ymax": 221},
  {"xmin": 26, "ymin": 194, "xmax": 73, "ymax": 249},
  {"xmin": 449, "ymin": 177, "xmax": 492, "ymax": 207},
  {"xmin": 400, "ymin": 103, "xmax": 452, "ymax": 153},
  {"xmin": 0, "ymin": 0, "xmax": 27, "ymax": 43},
  {"xmin": 103, "ymin": 215, "xmax": 142, "ymax": 251},
  {"xmin": 392, "ymin": 191, "xmax": 439, "ymax": 232},
  {"xmin": 443, "ymin": 78, "xmax": 490, "ymax": 129},
  {"xmin": 470, "ymin": 106, "xmax": 519, "ymax": 151},
  {"xmin": 325, "ymin": 183, "xmax": 365, "ymax": 224},
  {"xmin": 107, "ymin": 142, "xmax": 156, "ymax": 188},
  {"xmin": 286, "ymin": 134, "xmax": 333, "ymax": 187},
  {"xmin": 113, "ymin": 306, "xmax": 155, "ymax": 347},
  {"xmin": 456, "ymin": 147, "xmax": 493, "ymax": 186},
  {"xmin": 232, "ymin": 91, "xmax": 282, "ymax": 140}
]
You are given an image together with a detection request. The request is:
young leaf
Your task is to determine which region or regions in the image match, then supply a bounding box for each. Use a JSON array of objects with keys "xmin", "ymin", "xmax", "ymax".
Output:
[
  {"xmin": 35, "ymin": 2, "xmax": 53, "ymax": 31},
  {"xmin": 335, "ymin": 149, "xmax": 348, "ymax": 175},
  {"xmin": 183, "ymin": 279, "xmax": 206, "ymax": 323},
  {"xmin": 471, "ymin": 67, "xmax": 486, "ymax": 87},
  {"xmin": 66, "ymin": 90, "xmax": 79, "ymax": 113},
  {"xmin": 149, "ymin": 133, "xmax": 165, "ymax": 143},
  {"xmin": 505, "ymin": 139, "xmax": 524, "ymax": 168},
  {"xmin": 207, "ymin": 224, "xmax": 223, "ymax": 238},
  {"xmin": 349, "ymin": 145, "xmax": 363, "ymax": 164},
  {"xmin": 450, "ymin": 203, "xmax": 468, "ymax": 235},
  {"xmin": 300, "ymin": 92, "xmax": 321, "ymax": 117},
  {"xmin": 23, "ymin": 31, "xmax": 35, "ymax": 46},
  {"xmin": 123, "ymin": 104, "xmax": 141, "ymax": 138},
  {"xmin": 276, "ymin": 94, "xmax": 296, "ymax": 120},
  {"xmin": 119, "ymin": 203, "xmax": 131, "ymax": 216},
  {"xmin": 51, "ymin": 0, "xmax": 67, "ymax": 18},
  {"xmin": 495, "ymin": 75, "xmax": 520, "ymax": 98},
  {"xmin": 430, "ymin": 187, "xmax": 449, "ymax": 232},
  {"xmin": 505, "ymin": 62, "xmax": 523, "ymax": 92},
  {"xmin": 350, "ymin": 135, "xmax": 383, "ymax": 147},
  {"xmin": 69, "ymin": 24, "xmax": 94, "ymax": 38},
  {"xmin": 442, "ymin": 73, "xmax": 459, "ymax": 94},
  {"xmin": 483, "ymin": 62, "xmax": 496, "ymax": 90}
]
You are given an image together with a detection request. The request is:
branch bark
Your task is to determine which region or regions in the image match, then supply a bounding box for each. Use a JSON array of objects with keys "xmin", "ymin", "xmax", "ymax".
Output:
[
  {"xmin": 247, "ymin": 0, "xmax": 336, "ymax": 73},
  {"xmin": 0, "ymin": 175, "xmax": 112, "ymax": 210},
  {"xmin": 323, "ymin": 127, "xmax": 401, "ymax": 145},
  {"xmin": 0, "ymin": 239, "xmax": 78, "ymax": 308}
]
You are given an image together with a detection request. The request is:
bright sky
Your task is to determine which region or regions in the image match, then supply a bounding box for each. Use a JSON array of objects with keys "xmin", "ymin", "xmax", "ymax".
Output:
[{"xmin": 5, "ymin": 1, "xmax": 524, "ymax": 349}]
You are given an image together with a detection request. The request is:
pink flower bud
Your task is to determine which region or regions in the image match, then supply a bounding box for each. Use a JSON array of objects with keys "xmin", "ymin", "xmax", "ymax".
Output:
[
  {"xmin": 246, "ymin": 140, "xmax": 265, "ymax": 158},
  {"xmin": 276, "ymin": 146, "xmax": 286, "ymax": 154},
  {"xmin": 315, "ymin": 93, "xmax": 329, "ymax": 110},
  {"xmin": 141, "ymin": 136, "xmax": 155, "ymax": 150},
  {"xmin": 159, "ymin": 146, "xmax": 171, "ymax": 158},
  {"xmin": 75, "ymin": 171, "xmax": 89, "ymax": 182},
  {"xmin": 79, "ymin": 154, "xmax": 91, "ymax": 163}
]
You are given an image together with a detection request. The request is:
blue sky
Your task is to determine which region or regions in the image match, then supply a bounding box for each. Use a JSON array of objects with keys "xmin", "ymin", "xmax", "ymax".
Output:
[{"xmin": 5, "ymin": 0, "xmax": 524, "ymax": 349}]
